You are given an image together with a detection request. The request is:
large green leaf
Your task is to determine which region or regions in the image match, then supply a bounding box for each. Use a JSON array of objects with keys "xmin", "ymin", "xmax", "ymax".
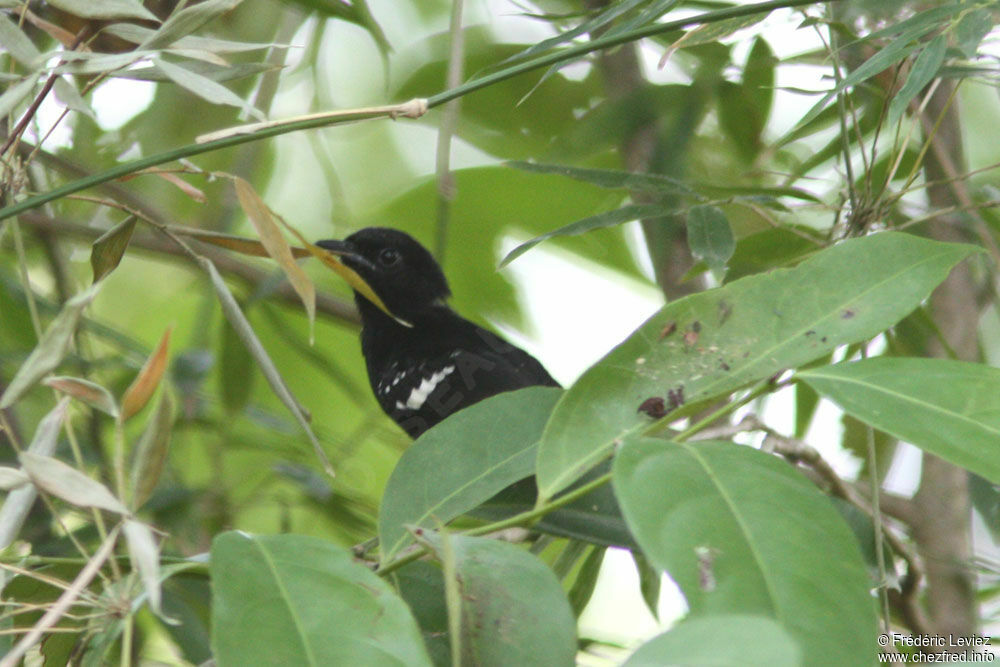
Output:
[
  {"xmin": 378, "ymin": 387, "xmax": 561, "ymax": 565},
  {"xmin": 536, "ymin": 232, "xmax": 976, "ymax": 500},
  {"xmin": 613, "ymin": 439, "xmax": 876, "ymax": 666},
  {"xmin": 211, "ymin": 532, "xmax": 431, "ymax": 667},
  {"xmin": 418, "ymin": 532, "xmax": 576, "ymax": 667},
  {"xmin": 625, "ymin": 614, "xmax": 801, "ymax": 666},
  {"xmin": 798, "ymin": 357, "xmax": 1000, "ymax": 483}
]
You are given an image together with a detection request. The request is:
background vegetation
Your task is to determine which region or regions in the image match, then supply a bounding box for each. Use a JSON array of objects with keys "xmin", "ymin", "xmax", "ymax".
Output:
[{"xmin": 2, "ymin": 0, "xmax": 1000, "ymax": 664}]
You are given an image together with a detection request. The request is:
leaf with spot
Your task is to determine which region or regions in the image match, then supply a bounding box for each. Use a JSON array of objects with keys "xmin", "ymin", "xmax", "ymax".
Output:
[
  {"xmin": 686, "ymin": 205, "xmax": 734, "ymax": 279},
  {"xmin": 91, "ymin": 216, "xmax": 137, "ymax": 283},
  {"xmin": 614, "ymin": 438, "xmax": 875, "ymax": 665},
  {"xmin": 536, "ymin": 232, "xmax": 977, "ymax": 499}
]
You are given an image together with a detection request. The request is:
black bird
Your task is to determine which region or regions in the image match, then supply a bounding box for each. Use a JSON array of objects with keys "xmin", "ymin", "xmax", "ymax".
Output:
[{"xmin": 316, "ymin": 227, "xmax": 559, "ymax": 439}]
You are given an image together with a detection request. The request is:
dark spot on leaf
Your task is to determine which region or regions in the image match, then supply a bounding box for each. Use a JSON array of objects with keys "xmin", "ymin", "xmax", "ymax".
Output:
[
  {"xmin": 691, "ymin": 321, "xmax": 702, "ymax": 333},
  {"xmin": 696, "ymin": 546, "xmax": 718, "ymax": 592},
  {"xmin": 821, "ymin": 336, "xmax": 828, "ymax": 343},
  {"xmin": 684, "ymin": 329, "xmax": 699, "ymax": 348},
  {"xmin": 768, "ymin": 372, "xmax": 783, "ymax": 385},
  {"xmin": 842, "ymin": 309, "xmax": 855, "ymax": 319},
  {"xmin": 667, "ymin": 385, "xmax": 685, "ymax": 409},
  {"xmin": 718, "ymin": 300, "xmax": 732, "ymax": 325},
  {"xmin": 805, "ymin": 330, "xmax": 815, "ymax": 336},
  {"xmin": 659, "ymin": 321, "xmax": 677, "ymax": 340},
  {"xmin": 719, "ymin": 360, "xmax": 730, "ymax": 371},
  {"xmin": 638, "ymin": 397, "xmax": 667, "ymax": 419}
]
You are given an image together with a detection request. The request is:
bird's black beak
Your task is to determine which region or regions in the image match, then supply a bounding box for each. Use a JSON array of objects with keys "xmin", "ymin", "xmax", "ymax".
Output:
[{"xmin": 315, "ymin": 239, "xmax": 370, "ymax": 272}]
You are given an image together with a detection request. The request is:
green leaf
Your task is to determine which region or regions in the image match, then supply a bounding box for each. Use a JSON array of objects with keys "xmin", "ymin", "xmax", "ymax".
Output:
[
  {"xmin": 0, "ymin": 76, "xmax": 36, "ymax": 119},
  {"xmin": 43, "ymin": 376, "xmax": 119, "ymax": 417},
  {"xmin": 211, "ymin": 532, "xmax": 431, "ymax": 666},
  {"xmin": 91, "ymin": 215, "xmax": 137, "ymax": 283},
  {"xmin": 0, "ymin": 284, "xmax": 100, "ymax": 409},
  {"xmin": 500, "ymin": 204, "xmax": 668, "ymax": 267},
  {"xmin": 378, "ymin": 386, "xmax": 562, "ymax": 565},
  {"xmin": 46, "ymin": 0, "xmax": 159, "ymax": 21},
  {"xmin": 887, "ymin": 33, "xmax": 947, "ymax": 126},
  {"xmin": 507, "ymin": 161, "xmax": 696, "ymax": 197},
  {"xmin": 419, "ymin": 532, "xmax": 576, "ymax": 667},
  {"xmin": 155, "ymin": 58, "xmax": 264, "ymax": 120},
  {"xmin": 797, "ymin": 357, "xmax": 1000, "ymax": 483},
  {"xmin": 613, "ymin": 439, "xmax": 875, "ymax": 665},
  {"xmin": 219, "ymin": 317, "xmax": 255, "ymax": 415},
  {"xmin": 568, "ymin": 546, "xmax": 604, "ymax": 616},
  {"xmin": 0, "ymin": 14, "xmax": 41, "ymax": 66},
  {"xmin": 536, "ymin": 232, "xmax": 976, "ymax": 500},
  {"xmin": 129, "ymin": 390, "xmax": 175, "ymax": 509},
  {"xmin": 139, "ymin": 0, "xmax": 243, "ymax": 50},
  {"xmin": 686, "ymin": 205, "xmax": 734, "ymax": 278},
  {"xmin": 394, "ymin": 562, "xmax": 451, "ymax": 666},
  {"xmin": 20, "ymin": 452, "xmax": 129, "ymax": 514},
  {"xmin": 625, "ymin": 615, "xmax": 801, "ymax": 666},
  {"xmin": 955, "ymin": 8, "xmax": 993, "ymax": 59}
]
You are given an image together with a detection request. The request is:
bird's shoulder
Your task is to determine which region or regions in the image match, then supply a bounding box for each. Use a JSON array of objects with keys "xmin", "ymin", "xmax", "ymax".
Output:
[{"xmin": 365, "ymin": 310, "xmax": 557, "ymax": 437}]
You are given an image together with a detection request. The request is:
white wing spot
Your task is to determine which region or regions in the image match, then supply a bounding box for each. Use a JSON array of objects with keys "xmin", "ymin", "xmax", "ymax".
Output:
[{"xmin": 395, "ymin": 365, "xmax": 455, "ymax": 411}]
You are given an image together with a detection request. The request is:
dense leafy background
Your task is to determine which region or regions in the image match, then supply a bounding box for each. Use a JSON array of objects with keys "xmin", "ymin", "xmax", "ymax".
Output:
[{"xmin": 2, "ymin": 0, "xmax": 1000, "ymax": 665}]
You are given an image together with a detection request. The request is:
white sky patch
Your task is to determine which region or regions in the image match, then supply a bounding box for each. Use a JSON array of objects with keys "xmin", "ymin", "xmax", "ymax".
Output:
[
  {"xmin": 494, "ymin": 232, "xmax": 664, "ymax": 385},
  {"xmin": 91, "ymin": 77, "xmax": 156, "ymax": 131}
]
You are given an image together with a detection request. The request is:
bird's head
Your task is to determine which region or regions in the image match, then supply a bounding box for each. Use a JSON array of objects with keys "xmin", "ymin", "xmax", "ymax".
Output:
[{"xmin": 316, "ymin": 227, "xmax": 450, "ymax": 321}]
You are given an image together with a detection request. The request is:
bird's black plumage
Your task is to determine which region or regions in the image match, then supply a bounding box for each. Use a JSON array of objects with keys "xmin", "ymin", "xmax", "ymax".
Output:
[{"xmin": 317, "ymin": 228, "xmax": 559, "ymax": 438}]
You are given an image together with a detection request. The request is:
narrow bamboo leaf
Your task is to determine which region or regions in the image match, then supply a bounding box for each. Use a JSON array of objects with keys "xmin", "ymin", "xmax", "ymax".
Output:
[
  {"xmin": 500, "ymin": 204, "xmax": 668, "ymax": 268},
  {"xmin": 20, "ymin": 452, "xmax": 129, "ymax": 515},
  {"xmin": 0, "ymin": 467, "xmax": 30, "ymax": 491},
  {"xmin": 155, "ymin": 58, "xmax": 264, "ymax": 120},
  {"xmin": 632, "ymin": 551, "xmax": 661, "ymax": 621},
  {"xmin": 418, "ymin": 532, "xmax": 577, "ymax": 666},
  {"xmin": 105, "ymin": 22, "xmax": 272, "ymax": 52},
  {"xmin": 536, "ymin": 232, "xmax": 976, "ymax": 500},
  {"xmin": 278, "ymin": 216, "xmax": 402, "ymax": 325},
  {"xmin": 613, "ymin": 439, "xmax": 875, "ymax": 665},
  {"xmin": 91, "ymin": 215, "xmax": 137, "ymax": 283},
  {"xmin": 659, "ymin": 14, "xmax": 765, "ymax": 68},
  {"xmin": 232, "ymin": 177, "xmax": 315, "ymax": 341},
  {"xmin": 219, "ymin": 318, "xmax": 254, "ymax": 415},
  {"xmin": 211, "ymin": 532, "xmax": 431, "ymax": 666},
  {"xmin": 44, "ymin": 376, "xmax": 119, "ymax": 417},
  {"xmin": 121, "ymin": 326, "xmax": 172, "ymax": 421},
  {"xmin": 955, "ymin": 8, "xmax": 993, "ymax": 58},
  {"xmin": 501, "ymin": 0, "xmax": 647, "ymax": 64},
  {"xmin": 887, "ymin": 34, "xmax": 947, "ymax": 126},
  {"xmin": 46, "ymin": 0, "xmax": 159, "ymax": 21},
  {"xmin": 52, "ymin": 76, "xmax": 95, "ymax": 120},
  {"xmin": 168, "ymin": 226, "xmax": 310, "ymax": 258},
  {"xmin": 0, "ymin": 285, "xmax": 100, "ymax": 409},
  {"xmin": 568, "ymin": 546, "xmax": 605, "ymax": 617},
  {"xmin": 0, "ymin": 399, "xmax": 70, "ymax": 549},
  {"xmin": 0, "ymin": 77, "xmax": 36, "ymax": 119},
  {"xmin": 139, "ymin": 0, "xmax": 243, "ymax": 50},
  {"xmin": 112, "ymin": 61, "xmax": 275, "ymax": 83},
  {"xmin": 54, "ymin": 52, "xmax": 143, "ymax": 76},
  {"xmin": 625, "ymin": 615, "xmax": 801, "ymax": 666},
  {"xmin": 795, "ymin": 24, "xmax": 929, "ymax": 130},
  {"xmin": 508, "ymin": 161, "xmax": 697, "ymax": 196},
  {"xmin": 197, "ymin": 257, "xmax": 334, "ymax": 477},
  {"xmin": 123, "ymin": 519, "xmax": 167, "ymax": 618},
  {"xmin": 0, "ymin": 14, "xmax": 41, "ymax": 66},
  {"xmin": 379, "ymin": 387, "xmax": 561, "ymax": 565},
  {"xmin": 129, "ymin": 390, "xmax": 175, "ymax": 509},
  {"xmin": 798, "ymin": 357, "xmax": 1000, "ymax": 483},
  {"xmin": 686, "ymin": 205, "xmax": 734, "ymax": 278}
]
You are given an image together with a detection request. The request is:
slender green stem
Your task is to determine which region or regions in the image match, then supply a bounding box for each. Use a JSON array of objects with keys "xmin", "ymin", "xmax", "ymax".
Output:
[
  {"xmin": 377, "ymin": 470, "xmax": 614, "ymax": 577},
  {"xmin": 673, "ymin": 378, "xmax": 778, "ymax": 442},
  {"xmin": 0, "ymin": 0, "xmax": 840, "ymax": 224}
]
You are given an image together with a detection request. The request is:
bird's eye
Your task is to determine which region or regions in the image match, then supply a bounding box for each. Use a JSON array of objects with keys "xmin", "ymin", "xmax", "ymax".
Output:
[{"xmin": 377, "ymin": 248, "xmax": 401, "ymax": 266}]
